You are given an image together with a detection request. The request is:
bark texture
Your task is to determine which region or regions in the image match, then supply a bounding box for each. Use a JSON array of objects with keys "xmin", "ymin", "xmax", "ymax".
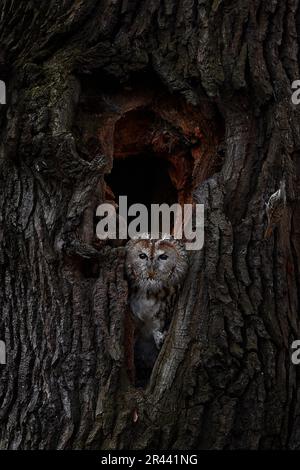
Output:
[{"xmin": 0, "ymin": 0, "xmax": 300, "ymax": 450}]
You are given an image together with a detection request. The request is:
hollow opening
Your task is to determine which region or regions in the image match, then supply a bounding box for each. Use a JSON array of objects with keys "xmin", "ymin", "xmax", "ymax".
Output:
[
  {"xmin": 105, "ymin": 153, "xmax": 178, "ymax": 230},
  {"xmin": 104, "ymin": 108, "xmax": 195, "ymax": 387},
  {"xmin": 134, "ymin": 335, "xmax": 160, "ymax": 388},
  {"xmin": 75, "ymin": 76, "xmax": 224, "ymax": 389}
]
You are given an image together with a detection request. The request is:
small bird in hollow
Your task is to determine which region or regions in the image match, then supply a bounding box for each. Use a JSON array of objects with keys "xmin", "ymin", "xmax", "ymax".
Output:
[{"xmin": 264, "ymin": 180, "xmax": 287, "ymax": 239}]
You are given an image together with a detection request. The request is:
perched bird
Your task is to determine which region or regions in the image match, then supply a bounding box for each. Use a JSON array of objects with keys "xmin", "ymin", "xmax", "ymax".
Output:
[
  {"xmin": 125, "ymin": 234, "xmax": 189, "ymax": 386},
  {"xmin": 126, "ymin": 234, "xmax": 188, "ymax": 348},
  {"xmin": 264, "ymin": 180, "xmax": 286, "ymax": 239}
]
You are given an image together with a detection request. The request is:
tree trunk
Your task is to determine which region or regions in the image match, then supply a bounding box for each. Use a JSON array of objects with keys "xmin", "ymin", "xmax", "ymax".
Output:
[{"xmin": 0, "ymin": 0, "xmax": 300, "ymax": 450}]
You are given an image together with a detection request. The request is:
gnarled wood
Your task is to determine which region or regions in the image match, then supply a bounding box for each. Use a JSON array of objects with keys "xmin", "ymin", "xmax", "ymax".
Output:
[{"xmin": 0, "ymin": 0, "xmax": 300, "ymax": 450}]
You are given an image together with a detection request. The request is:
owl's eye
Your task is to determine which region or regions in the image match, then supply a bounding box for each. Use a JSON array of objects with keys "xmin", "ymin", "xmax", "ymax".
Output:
[
  {"xmin": 139, "ymin": 253, "xmax": 148, "ymax": 260},
  {"xmin": 159, "ymin": 253, "xmax": 168, "ymax": 260}
]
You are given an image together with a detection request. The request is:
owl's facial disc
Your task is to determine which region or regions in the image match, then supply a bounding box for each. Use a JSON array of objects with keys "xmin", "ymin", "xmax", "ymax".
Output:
[{"xmin": 125, "ymin": 237, "xmax": 188, "ymax": 291}]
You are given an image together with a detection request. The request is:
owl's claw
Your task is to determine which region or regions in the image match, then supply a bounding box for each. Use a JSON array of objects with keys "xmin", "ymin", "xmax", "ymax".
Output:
[{"xmin": 153, "ymin": 330, "xmax": 167, "ymax": 349}]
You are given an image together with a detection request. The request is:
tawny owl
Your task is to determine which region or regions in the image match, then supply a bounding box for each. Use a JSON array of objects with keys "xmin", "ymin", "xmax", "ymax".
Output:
[{"xmin": 125, "ymin": 234, "xmax": 189, "ymax": 350}]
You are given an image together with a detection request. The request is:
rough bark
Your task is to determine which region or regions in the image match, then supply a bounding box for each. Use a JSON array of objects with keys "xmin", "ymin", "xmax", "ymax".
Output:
[{"xmin": 0, "ymin": 0, "xmax": 300, "ymax": 450}]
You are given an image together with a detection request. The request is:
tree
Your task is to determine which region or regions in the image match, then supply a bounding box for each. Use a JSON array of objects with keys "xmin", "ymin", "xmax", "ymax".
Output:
[{"xmin": 0, "ymin": 0, "xmax": 300, "ymax": 450}]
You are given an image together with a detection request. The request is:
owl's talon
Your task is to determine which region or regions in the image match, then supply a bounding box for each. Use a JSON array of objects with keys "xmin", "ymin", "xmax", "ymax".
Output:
[{"xmin": 153, "ymin": 330, "xmax": 167, "ymax": 349}]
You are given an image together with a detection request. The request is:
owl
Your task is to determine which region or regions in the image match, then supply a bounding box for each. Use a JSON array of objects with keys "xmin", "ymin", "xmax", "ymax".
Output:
[{"xmin": 125, "ymin": 234, "xmax": 189, "ymax": 350}]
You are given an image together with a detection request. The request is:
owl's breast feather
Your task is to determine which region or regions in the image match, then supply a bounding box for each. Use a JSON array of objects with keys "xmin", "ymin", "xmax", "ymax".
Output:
[{"xmin": 129, "ymin": 291, "xmax": 161, "ymax": 338}]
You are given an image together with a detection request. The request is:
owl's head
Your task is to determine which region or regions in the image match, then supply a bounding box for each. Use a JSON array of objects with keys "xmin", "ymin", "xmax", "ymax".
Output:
[{"xmin": 125, "ymin": 235, "xmax": 188, "ymax": 291}]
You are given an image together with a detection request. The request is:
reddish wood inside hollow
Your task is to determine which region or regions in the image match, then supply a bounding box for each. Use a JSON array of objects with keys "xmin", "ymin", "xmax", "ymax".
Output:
[
  {"xmin": 75, "ymin": 85, "xmax": 223, "ymax": 207},
  {"xmin": 75, "ymin": 83, "xmax": 224, "ymax": 385}
]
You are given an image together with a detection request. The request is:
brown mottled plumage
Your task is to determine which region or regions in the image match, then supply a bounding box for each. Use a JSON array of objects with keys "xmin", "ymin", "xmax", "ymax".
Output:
[
  {"xmin": 264, "ymin": 180, "xmax": 286, "ymax": 239},
  {"xmin": 125, "ymin": 234, "xmax": 188, "ymax": 349}
]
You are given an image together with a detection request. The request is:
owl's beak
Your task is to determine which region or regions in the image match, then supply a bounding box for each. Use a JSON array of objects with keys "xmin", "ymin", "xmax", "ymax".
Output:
[{"xmin": 148, "ymin": 271, "xmax": 155, "ymax": 280}]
